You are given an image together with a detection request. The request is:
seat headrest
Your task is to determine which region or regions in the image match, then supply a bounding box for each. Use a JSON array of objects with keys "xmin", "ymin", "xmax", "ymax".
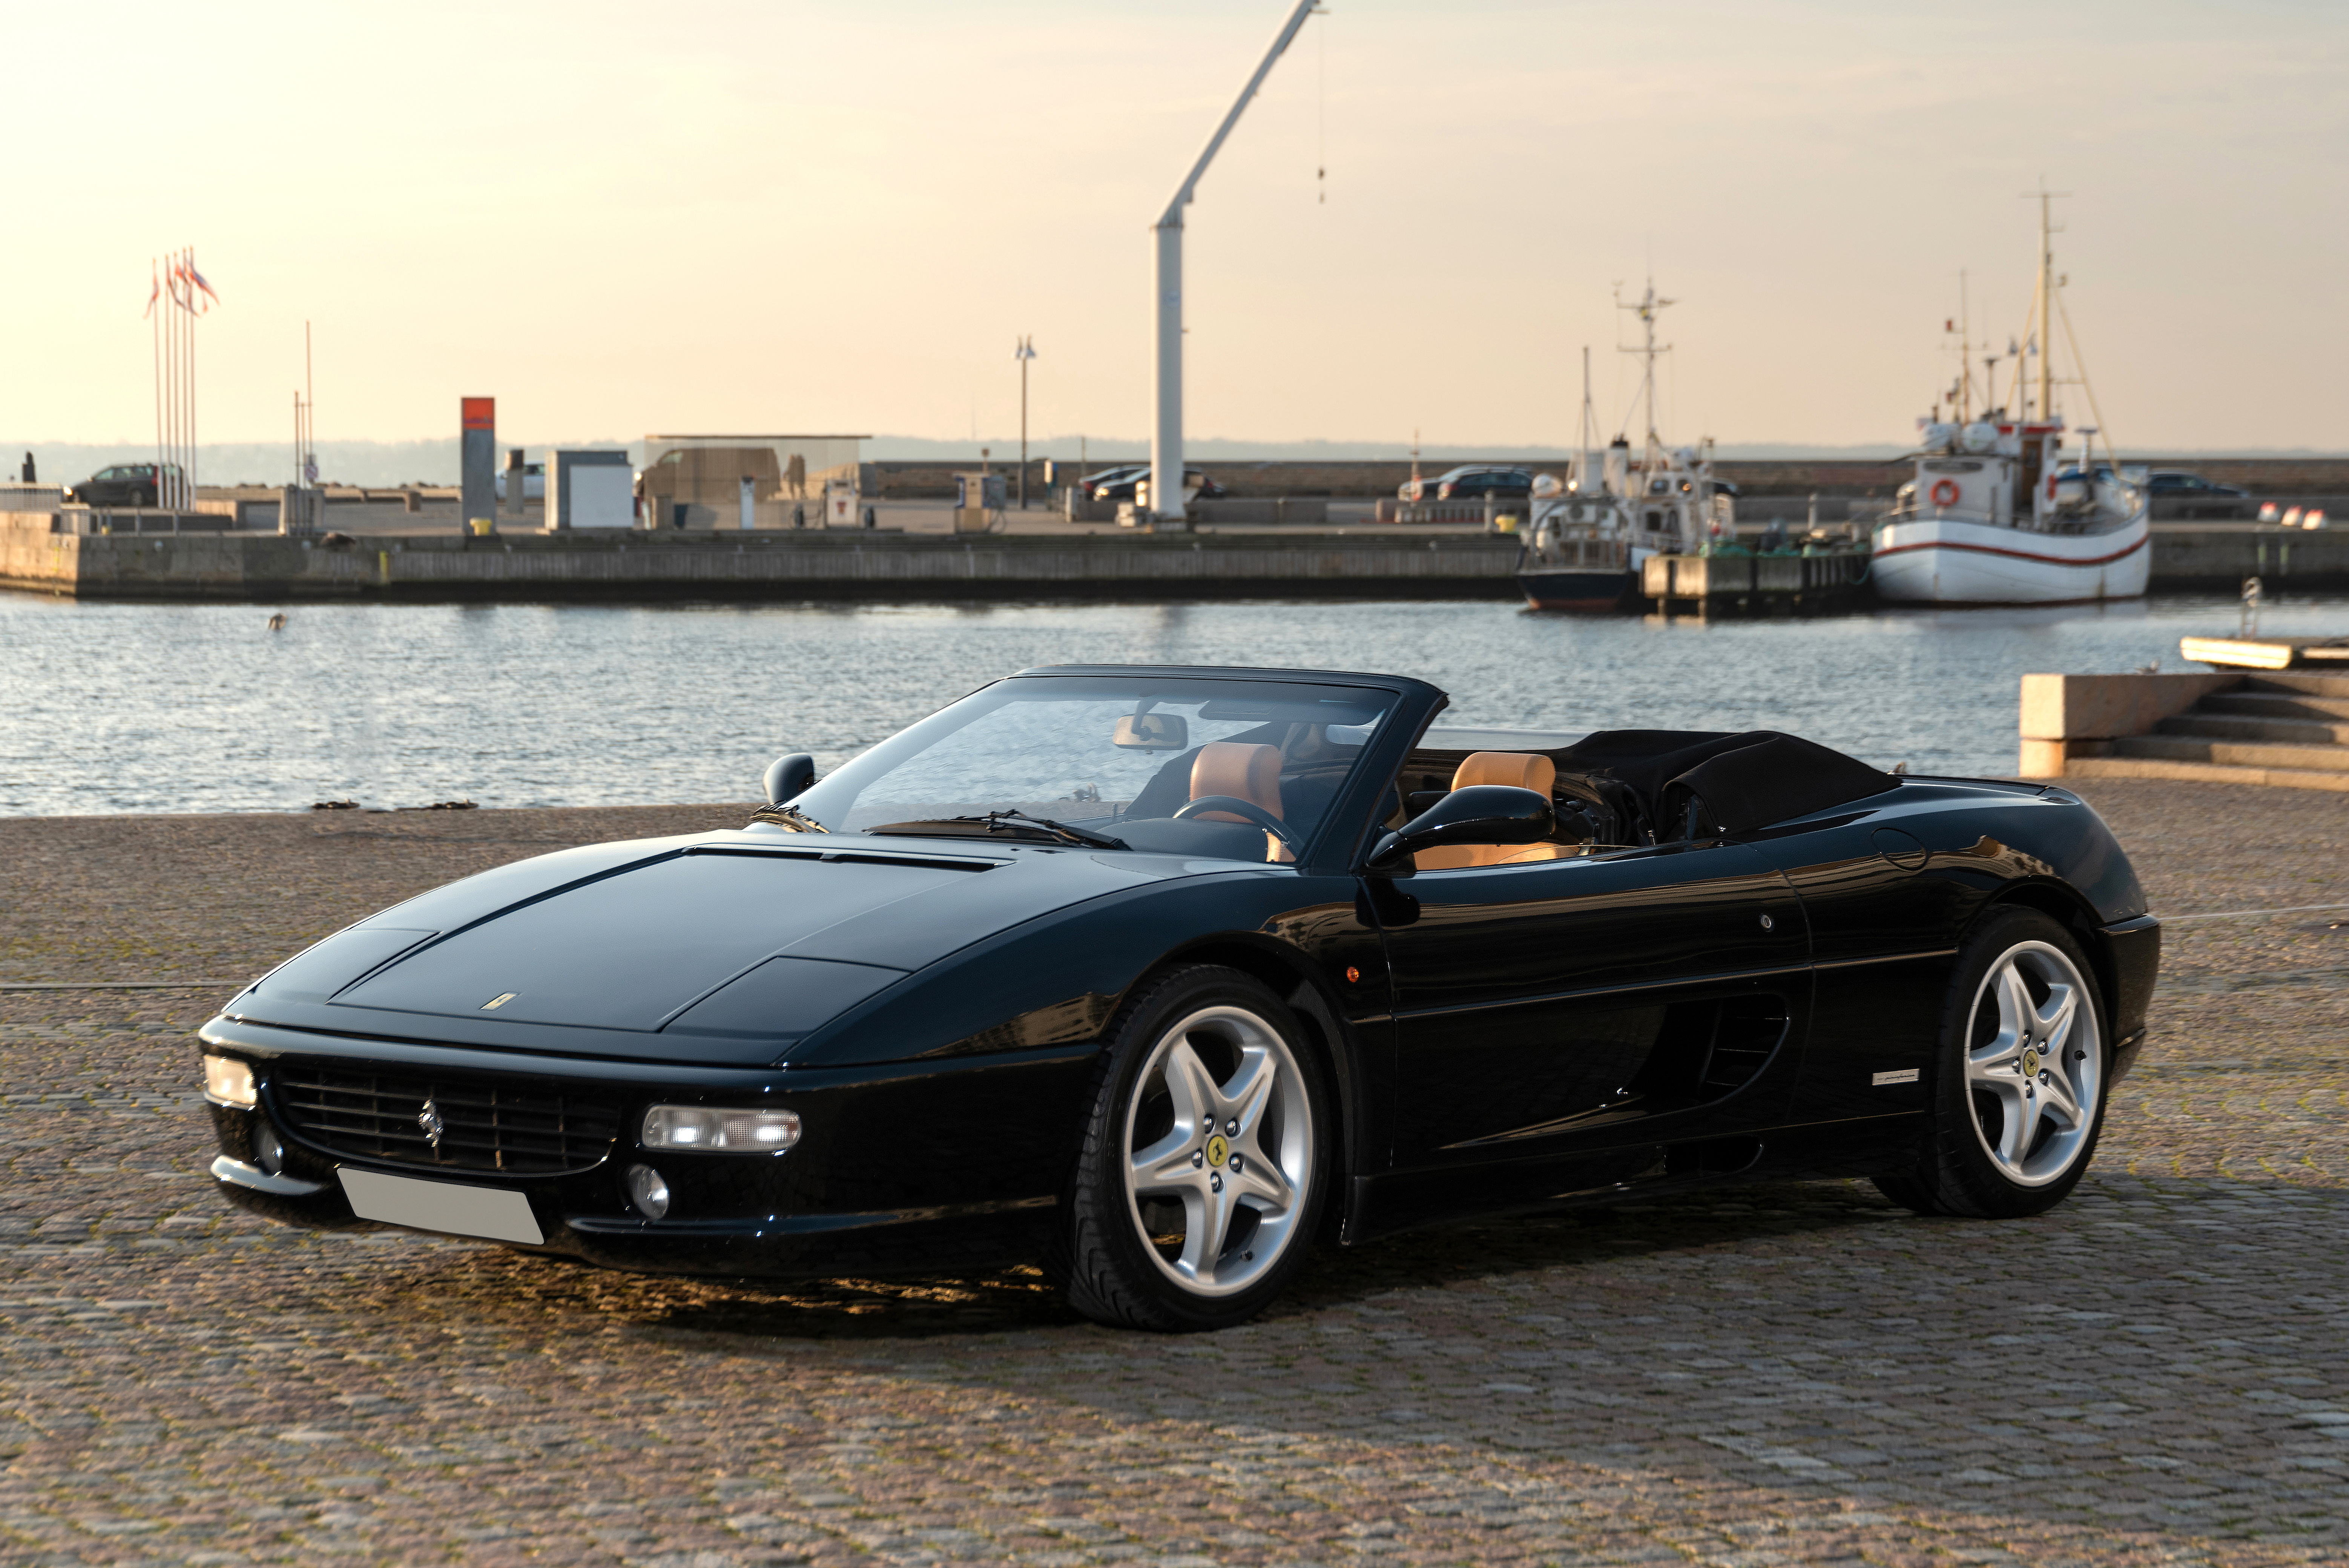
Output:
[
  {"xmin": 1451, "ymin": 751, "xmax": 1556, "ymax": 795},
  {"xmin": 1191, "ymin": 742, "xmax": 1284, "ymax": 817}
]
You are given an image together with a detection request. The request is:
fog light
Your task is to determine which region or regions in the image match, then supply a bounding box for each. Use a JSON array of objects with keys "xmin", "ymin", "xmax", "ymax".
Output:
[
  {"xmin": 640, "ymin": 1105, "xmax": 801, "ymax": 1152},
  {"xmin": 626, "ymin": 1163, "xmax": 670, "ymax": 1220},
  {"xmin": 252, "ymin": 1119, "xmax": 285, "ymax": 1175},
  {"xmin": 202, "ymin": 1054, "xmax": 256, "ymax": 1109}
]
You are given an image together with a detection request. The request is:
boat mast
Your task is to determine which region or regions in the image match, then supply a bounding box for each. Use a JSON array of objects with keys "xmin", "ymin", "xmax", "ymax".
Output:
[
  {"xmin": 2036, "ymin": 188, "xmax": 2055, "ymax": 421},
  {"xmin": 1616, "ymin": 280, "xmax": 1674, "ymax": 449},
  {"xmin": 1577, "ymin": 346, "xmax": 1597, "ymax": 491},
  {"xmin": 1958, "ymin": 270, "xmax": 1972, "ymax": 423},
  {"xmin": 2020, "ymin": 181, "xmax": 2067, "ymax": 424}
]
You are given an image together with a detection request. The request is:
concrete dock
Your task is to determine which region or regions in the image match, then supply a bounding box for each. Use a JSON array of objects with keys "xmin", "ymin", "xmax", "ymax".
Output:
[
  {"xmin": 5, "ymin": 512, "xmax": 2344, "ymax": 603},
  {"xmin": 0, "ymin": 518, "xmax": 1522, "ymax": 601}
]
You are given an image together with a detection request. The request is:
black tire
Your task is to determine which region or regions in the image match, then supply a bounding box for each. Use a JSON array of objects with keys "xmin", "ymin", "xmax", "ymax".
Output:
[
  {"xmin": 1050, "ymin": 964, "xmax": 1332, "ymax": 1331},
  {"xmin": 1875, "ymin": 907, "xmax": 2110, "ymax": 1219}
]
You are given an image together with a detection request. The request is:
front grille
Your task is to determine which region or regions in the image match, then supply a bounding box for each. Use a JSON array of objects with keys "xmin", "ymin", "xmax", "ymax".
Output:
[{"xmin": 270, "ymin": 1065, "xmax": 621, "ymax": 1176}]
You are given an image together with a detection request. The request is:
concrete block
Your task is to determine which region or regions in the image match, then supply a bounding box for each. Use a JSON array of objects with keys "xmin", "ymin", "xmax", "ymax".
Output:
[{"xmin": 2018, "ymin": 673, "xmax": 2241, "ymax": 741}]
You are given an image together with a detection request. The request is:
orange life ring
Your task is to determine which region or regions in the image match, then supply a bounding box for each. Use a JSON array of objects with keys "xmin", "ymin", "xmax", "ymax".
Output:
[{"xmin": 1929, "ymin": 477, "xmax": 1961, "ymax": 508}]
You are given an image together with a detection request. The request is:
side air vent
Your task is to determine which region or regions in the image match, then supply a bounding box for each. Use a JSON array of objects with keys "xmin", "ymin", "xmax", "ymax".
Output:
[{"xmin": 1629, "ymin": 993, "xmax": 1791, "ymax": 1109}]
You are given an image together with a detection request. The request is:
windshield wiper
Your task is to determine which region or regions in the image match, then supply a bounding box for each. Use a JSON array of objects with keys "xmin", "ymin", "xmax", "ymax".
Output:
[
  {"xmin": 976, "ymin": 809, "xmax": 1129, "ymax": 850},
  {"xmin": 749, "ymin": 803, "xmax": 828, "ymax": 833},
  {"xmin": 866, "ymin": 810, "xmax": 1128, "ymax": 851}
]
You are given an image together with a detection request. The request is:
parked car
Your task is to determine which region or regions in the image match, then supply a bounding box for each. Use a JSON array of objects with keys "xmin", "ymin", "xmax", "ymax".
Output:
[
  {"xmin": 494, "ymin": 463, "xmax": 545, "ymax": 502},
  {"xmin": 2147, "ymin": 470, "xmax": 2251, "ymax": 519},
  {"xmin": 1077, "ymin": 465, "xmax": 1148, "ymax": 495},
  {"xmin": 2147, "ymin": 471, "xmax": 2248, "ymax": 501},
  {"xmin": 201, "ymin": 663, "xmax": 2157, "ymax": 1331},
  {"xmin": 2058, "ymin": 466, "xmax": 2249, "ymax": 519},
  {"xmin": 1399, "ymin": 465, "xmax": 1534, "ymax": 503},
  {"xmin": 64, "ymin": 462, "xmax": 183, "ymax": 507},
  {"xmin": 1093, "ymin": 467, "xmax": 1226, "ymax": 503}
]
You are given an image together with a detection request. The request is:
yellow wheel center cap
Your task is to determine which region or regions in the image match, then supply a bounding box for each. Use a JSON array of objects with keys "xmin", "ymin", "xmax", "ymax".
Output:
[
  {"xmin": 2022, "ymin": 1049, "xmax": 2039, "ymax": 1076},
  {"xmin": 1205, "ymin": 1134, "xmax": 1230, "ymax": 1166}
]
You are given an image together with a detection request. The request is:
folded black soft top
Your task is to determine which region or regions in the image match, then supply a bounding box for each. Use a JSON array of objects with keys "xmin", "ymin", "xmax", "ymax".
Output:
[{"xmin": 1558, "ymin": 729, "xmax": 1897, "ymax": 838}]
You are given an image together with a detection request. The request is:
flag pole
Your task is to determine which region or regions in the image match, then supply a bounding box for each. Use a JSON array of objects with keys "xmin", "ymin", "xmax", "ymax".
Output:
[
  {"xmin": 150, "ymin": 260, "xmax": 163, "ymax": 504},
  {"xmin": 187, "ymin": 248, "xmax": 198, "ymax": 508},
  {"xmin": 163, "ymin": 256, "xmax": 175, "ymax": 508}
]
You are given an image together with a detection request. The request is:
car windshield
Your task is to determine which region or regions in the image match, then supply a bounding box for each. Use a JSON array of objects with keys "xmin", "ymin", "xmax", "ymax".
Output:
[{"xmin": 786, "ymin": 674, "xmax": 1398, "ymax": 863}]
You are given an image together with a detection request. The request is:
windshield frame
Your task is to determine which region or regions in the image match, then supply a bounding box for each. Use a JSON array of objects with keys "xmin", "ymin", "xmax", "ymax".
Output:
[{"xmin": 777, "ymin": 665, "xmax": 1444, "ymax": 871}]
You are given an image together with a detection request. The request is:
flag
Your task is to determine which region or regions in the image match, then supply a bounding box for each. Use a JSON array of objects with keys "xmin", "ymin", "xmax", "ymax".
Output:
[
  {"xmin": 143, "ymin": 263, "xmax": 158, "ymax": 319},
  {"xmin": 187, "ymin": 260, "xmax": 219, "ymax": 307}
]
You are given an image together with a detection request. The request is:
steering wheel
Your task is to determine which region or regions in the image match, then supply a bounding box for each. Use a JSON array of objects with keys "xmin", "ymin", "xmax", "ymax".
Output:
[{"xmin": 1173, "ymin": 795, "xmax": 1302, "ymax": 855}]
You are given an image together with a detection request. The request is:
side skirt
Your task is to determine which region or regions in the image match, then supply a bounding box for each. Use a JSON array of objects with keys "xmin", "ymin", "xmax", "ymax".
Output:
[{"xmin": 1339, "ymin": 1113, "xmax": 1926, "ymax": 1244}]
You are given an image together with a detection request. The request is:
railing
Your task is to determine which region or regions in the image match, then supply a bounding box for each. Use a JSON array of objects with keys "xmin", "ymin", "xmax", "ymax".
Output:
[{"xmin": 46, "ymin": 509, "xmax": 236, "ymax": 536}]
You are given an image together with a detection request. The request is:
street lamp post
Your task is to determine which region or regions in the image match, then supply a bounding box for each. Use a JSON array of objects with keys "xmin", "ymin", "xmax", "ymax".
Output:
[{"xmin": 1014, "ymin": 336, "xmax": 1037, "ymax": 509}]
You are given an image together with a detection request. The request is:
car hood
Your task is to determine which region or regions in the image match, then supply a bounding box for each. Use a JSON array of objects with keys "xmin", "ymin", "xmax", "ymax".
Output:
[{"xmin": 225, "ymin": 827, "xmax": 1219, "ymax": 1065}]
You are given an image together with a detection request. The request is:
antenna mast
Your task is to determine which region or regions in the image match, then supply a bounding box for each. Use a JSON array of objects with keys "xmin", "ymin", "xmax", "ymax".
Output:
[
  {"xmin": 1958, "ymin": 270, "xmax": 1971, "ymax": 423},
  {"xmin": 1616, "ymin": 280, "xmax": 1674, "ymax": 448},
  {"xmin": 1577, "ymin": 346, "xmax": 1597, "ymax": 491},
  {"xmin": 2021, "ymin": 181, "xmax": 2068, "ymax": 422}
]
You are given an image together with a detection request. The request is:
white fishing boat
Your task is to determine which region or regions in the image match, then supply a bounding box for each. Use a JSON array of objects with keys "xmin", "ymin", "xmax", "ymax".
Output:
[
  {"xmin": 1872, "ymin": 195, "xmax": 2148, "ymax": 606},
  {"xmin": 1517, "ymin": 286, "xmax": 1734, "ymax": 612}
]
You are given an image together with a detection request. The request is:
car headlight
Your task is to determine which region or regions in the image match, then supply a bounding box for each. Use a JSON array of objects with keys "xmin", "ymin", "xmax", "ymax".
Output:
[
  {"xmin": 203, "ymin": 1054, "xmax": 257, "ymax": 1108},
  {"xmin": 640, "ymin": 1105, "xmax": 801, "ymax": 1152}
]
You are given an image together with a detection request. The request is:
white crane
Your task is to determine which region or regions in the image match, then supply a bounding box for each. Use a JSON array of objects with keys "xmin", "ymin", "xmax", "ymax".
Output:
[{"xmin": 1149, "ymin": 0, "xmax": 1321, "ymax": 527}]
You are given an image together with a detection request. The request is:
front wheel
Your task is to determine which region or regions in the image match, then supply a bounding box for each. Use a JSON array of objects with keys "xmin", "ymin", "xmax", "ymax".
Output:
[
  {"xmin": 1876, "ymin": 907, "xmax": 2109, "ymax": 1218},
  {"xmin": 1053, "ymin": 965, "xmax": 1330, "ymax": 1331}
]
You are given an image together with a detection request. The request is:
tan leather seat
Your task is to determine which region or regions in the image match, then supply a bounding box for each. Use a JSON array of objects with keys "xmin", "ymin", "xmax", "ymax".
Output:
[
  {"xmin": 1189, "ymin": 742, "xmax": 1292, "ymax": 862},
  {"xmin": 1414, "ymin": 751, "xmax": 1568, "ymax": 871}
]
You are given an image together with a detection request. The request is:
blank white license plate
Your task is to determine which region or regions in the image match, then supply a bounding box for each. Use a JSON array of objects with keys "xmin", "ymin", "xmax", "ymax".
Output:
[{"xmin": 337, "ymin": 1168, "xmax": 545, "ymax": 1246}]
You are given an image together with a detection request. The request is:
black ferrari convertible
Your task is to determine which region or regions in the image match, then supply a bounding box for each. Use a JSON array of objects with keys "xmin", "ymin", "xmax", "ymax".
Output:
[{"xmin": 199, "ymin": 665, "xmax": 2159, "ymax": 1330}]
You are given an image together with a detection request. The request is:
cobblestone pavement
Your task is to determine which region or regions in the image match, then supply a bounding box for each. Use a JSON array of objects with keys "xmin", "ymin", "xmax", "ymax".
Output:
[{"xmin": 0, "ymin": 782, "xmax": 2342, "ymax": 1566}]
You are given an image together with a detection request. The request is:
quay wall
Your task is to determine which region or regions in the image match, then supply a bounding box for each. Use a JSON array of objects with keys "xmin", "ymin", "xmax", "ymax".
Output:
[
  {"xmin": 2143, "ymin": 526, "xmax": 2349, "ymax": 590},
  {"xmin": 6, "ymin": 517, "xmax": 2343, "ymax": 602},
  {"xmin": 0, "ymin": 520, "xmax": 1521, "ymax": 602}
]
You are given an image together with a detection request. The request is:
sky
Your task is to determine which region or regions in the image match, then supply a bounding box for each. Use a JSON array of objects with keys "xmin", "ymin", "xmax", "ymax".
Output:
[{"xmin": 4, "ymin": 0, "xmax": 2343, "ymax": 461}]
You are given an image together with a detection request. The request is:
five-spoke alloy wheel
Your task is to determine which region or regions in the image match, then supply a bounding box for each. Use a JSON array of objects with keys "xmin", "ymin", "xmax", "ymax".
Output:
[
  {"xmin": 1962, "ymin": 937, "xmax": 2102, "ymax": 1187},
  {"xmin": 1877, "ymin": 907, "xmax": 2111, "ymax": 1218},
  {"xmin": 1054, "ymin": 965, "xmax": 1330, "ymax": 1330}
]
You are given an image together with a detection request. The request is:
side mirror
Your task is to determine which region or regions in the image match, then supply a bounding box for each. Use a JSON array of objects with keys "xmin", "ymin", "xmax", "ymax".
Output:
[
  {"xmin": 1365, "ymin": 785, "xmax": 1554, "ymax": 876},
  {"xmin": 762, "ymin": 753, "xmax": 815, "ymax": 805}
]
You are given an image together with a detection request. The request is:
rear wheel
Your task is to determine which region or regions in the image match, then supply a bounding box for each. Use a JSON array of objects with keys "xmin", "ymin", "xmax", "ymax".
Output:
[
  {"xmin": 1875, "ymin": 907, "xmax": 2108, "ymax": 1218},
  {"xmin": 1053, "ymin": 965, "xmax": 1330, "ymax": 1331}
]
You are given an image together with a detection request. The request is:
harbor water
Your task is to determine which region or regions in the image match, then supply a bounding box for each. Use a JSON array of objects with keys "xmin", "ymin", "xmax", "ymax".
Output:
[{"xmin": 3, "ymin": 594, "xmax": 2343, "ymax": 817}]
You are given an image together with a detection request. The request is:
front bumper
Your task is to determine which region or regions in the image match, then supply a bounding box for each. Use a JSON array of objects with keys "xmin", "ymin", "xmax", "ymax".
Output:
[{"xmin": 199, "ymin": 1018, "xmax": 1099, "ymax": 1279}]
